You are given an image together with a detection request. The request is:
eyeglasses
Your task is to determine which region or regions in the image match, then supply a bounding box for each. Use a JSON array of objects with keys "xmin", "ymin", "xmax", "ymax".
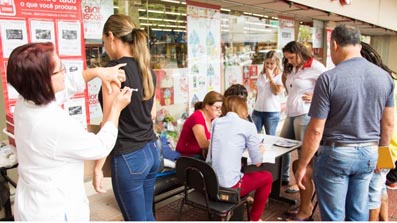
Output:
[
  {"xmin": 212, "ymin": 105, "xmax": 222, "ymax": 111},
  {"xmin": 52, "ymin": 63, "xmax": 66, "ymax": 75}
]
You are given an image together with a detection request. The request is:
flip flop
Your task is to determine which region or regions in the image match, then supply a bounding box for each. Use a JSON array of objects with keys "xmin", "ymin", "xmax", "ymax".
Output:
[
  {"xmin": 286, "ymin": 214, "xmax": 313, "ymax": 221},
  {"xmin": 285, "ymin": 186, "xmax": 299, "ymax": 193}
]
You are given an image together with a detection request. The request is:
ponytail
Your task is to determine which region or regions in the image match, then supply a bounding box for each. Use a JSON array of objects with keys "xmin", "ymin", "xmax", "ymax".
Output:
[
  {"xmin": 129, "ymin": 29, "xmax": 154, "ymax": 100},
  {"xmin": 103, "ymin": 14, "xmax": 155, "ymax": 101}
]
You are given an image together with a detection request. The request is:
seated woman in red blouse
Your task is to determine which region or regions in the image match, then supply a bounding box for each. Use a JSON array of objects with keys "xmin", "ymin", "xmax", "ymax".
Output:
[{"xmin": 176, "ymin": 91, "xmax": 223, "ymax": 159}]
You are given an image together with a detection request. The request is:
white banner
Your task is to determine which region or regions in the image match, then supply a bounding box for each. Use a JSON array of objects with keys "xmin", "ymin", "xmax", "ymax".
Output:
[{"xmin": 82, "ymin": 0, "xmax": 113, "ymax": 39}]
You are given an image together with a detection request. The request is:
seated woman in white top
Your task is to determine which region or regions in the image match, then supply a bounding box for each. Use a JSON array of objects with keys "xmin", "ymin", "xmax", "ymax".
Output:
[{"xmin": 208, "ymin": 95, "xmax": 273, "ymax": 221}]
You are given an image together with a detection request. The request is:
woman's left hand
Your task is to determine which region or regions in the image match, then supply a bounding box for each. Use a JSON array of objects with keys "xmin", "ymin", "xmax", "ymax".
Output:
[
  {"xmin": 302, "ymin": 92, "xmax": 313, "ymax": 103},
  {"xmin": 93, "ymin": 170, "xmax": 107, "ymax": 193},
  {"xmin": 100, "ymin": 63, "xmax": 127, "ymax": 94}
]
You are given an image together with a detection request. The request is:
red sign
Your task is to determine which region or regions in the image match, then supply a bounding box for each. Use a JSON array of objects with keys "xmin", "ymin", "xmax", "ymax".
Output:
[{"xmin": 0, "ymin": 0, "xmax": 89, "ymax": 125}]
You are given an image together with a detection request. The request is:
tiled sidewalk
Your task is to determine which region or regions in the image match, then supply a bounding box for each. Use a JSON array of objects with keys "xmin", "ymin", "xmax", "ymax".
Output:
[
  {"xmin": 87, "ymin": 150, "xmax": 397, "ymax": 221},
  {"xmin": 87, "ymin": 178, "xmax": 397, "ymax": 221}
]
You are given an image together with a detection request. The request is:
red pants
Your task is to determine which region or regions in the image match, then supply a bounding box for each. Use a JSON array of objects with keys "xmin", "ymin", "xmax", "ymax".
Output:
[{"xmin": 233, "ymin": 170, "xmax": 273, "ymax": 221}]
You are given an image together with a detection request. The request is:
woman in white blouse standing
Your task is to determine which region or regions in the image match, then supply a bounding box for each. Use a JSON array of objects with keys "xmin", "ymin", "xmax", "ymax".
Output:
[
  {"xmin": 252, "ymin": 50, "xmax": 284, "ymax": 135},
  {"xmin": 280, "ymin": 41, "xmax": 327, "ymax": 221},
  {"xmin": 7, "ymin": 42, "xmax": 132, "ymax": 221}
]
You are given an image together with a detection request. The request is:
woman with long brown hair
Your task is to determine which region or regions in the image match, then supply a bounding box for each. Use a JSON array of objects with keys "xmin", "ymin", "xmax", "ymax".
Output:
[
  {"xmin": 93, "ymin": 14, "xmax": 158, "ymax": 221},
  {"xmin": 208, "ymin": 96, "xmax": 272, "ymax": 221}
]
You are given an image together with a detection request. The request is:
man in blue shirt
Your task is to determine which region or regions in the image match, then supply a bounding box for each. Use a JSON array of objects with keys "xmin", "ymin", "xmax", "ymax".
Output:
[{"xmin": 295, "ymin": 25, "xmax": 394, "ymax": 221}]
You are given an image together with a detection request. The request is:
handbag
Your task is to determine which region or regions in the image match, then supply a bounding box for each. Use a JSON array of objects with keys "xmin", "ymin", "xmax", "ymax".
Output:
[
  {"xmin": 218, "ymin": 186, "xmax": 241, "ymax": 203},
  {"xmin": 377, "ymin": 146, "xmax": 395, "ymax": 169}
]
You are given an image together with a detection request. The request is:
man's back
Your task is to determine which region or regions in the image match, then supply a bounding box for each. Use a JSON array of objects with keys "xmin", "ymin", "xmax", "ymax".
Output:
[{"xmin": 310, "ymin": 57, "xmax": 394, "ymax": 143}]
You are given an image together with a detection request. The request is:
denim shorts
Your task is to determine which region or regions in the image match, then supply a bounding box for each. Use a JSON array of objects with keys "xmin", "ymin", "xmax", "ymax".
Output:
[
  {"xmin": 313, "ymin": 145, "xmax": 377, "ymax": 221},
  {"xmin": 368, "ymin": 169, "xmax": 389, "ymax": 209}
]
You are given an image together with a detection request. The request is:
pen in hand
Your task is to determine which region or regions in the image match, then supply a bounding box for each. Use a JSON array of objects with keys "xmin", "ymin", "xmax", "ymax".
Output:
[
  {"xmin": 259, "ymin": 139, "xmax": 265, "ymax": 154},
  {"xmin": 261, "ymin": 138, "xmax": 264, "ymax": 143}
]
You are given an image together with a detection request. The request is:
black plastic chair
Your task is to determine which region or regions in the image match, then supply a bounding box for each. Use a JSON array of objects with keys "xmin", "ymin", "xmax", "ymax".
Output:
[{"xmin": 175, "ymin": 156, "xmax": 250, "ymax": 221}]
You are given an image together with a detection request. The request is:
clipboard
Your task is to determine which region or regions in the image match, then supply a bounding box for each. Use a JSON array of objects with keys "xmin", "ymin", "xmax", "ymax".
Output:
[{"xmin": 377, "ymin": 146, "xmax": 395, "ymax": 169}]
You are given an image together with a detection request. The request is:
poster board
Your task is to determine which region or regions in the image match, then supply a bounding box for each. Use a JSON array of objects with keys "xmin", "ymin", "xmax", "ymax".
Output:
[
  {"xmin": 278, "ymin": 17, "xmax": 295, "ymax": 49},
  {"xmin": 186, "ymin": 1, "xmax": 221, "ymax": 113},
  {"xmin": 0, "ymin": 0, "xmax": 89, "ymax": 128}
]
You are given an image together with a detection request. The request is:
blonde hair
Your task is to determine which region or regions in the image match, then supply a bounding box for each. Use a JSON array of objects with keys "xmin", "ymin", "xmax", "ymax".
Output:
[
  {"xmin": 222, "ymin": 96, "xmax": 248, "ymax": 119},
  {"xmin": 103, "ymin": 14, "xmax": 154, "ymax": 100},
  {"xmin": 262, "ymin": 50, "xmax": 281, "ymax": 75}
]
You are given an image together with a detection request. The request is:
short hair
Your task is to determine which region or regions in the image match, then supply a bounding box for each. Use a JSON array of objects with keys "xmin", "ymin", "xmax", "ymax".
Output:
[
  {"xmin": 7, "ymin": 42, "xmax": 56, "ymax": 105},
  {"xmin": 194, "ymin": 91, "xmax": 223, "ymax": 111},
  {"xmin": 224, "ymin": 84, "xmax": 248, "ymax": 100},
  {"xmin": 361, "ymin": 41, "xmax": 397, "ymax": 80},
  {"xmin": 331, "ymin": 24, "xmax": 361, "ymax": 47},
  {"xmin": 222, "ymin": 96, "xmax": 248, "ymax": 119}
]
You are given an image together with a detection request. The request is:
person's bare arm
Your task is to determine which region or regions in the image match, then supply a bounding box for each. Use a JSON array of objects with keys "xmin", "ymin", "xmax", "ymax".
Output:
[
  {"xmin": 296, "ymin": 117, "xmax": 325, "ymax": 190},
  {"xmin": 151, "ymin": 96, "xmax": 157, "ymax": 120},
  {"xmin": 93, "ymin": 82, "xmax": 123, "ymax": 193},
  {"xmin": 268, "ymin": 80, "xmax": 283, "ymax": 95},
  {"xmin": 379, "ymin": 106, "xmax": 394, "ymax": 146},
  {"xmin": 266, "ymin": 70, "xmax": 283, "ymax": 95},
  {"xmin": 282, "ymin": 73, "xmax": 288, "ymax": 94},
  {"xmin": 192, "ymin": 124, "xmax": 210, "ymax": 149},
  {"xmin": 82, "ymin": 63, "xmax": 126, "ymax": 94}
]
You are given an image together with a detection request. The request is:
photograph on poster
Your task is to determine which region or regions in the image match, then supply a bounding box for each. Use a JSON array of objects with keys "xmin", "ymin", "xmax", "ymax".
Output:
[
  {"xmin": 6, "ymin": 29, "xmax": 22, "ymax": 40},
  {"xmin": 35, "ymin": 29, "xmax": 51, "ymax": 40},
  {"xmin": 63, "ymin": 97, "xmax": 87, "ymax": 128},
  {"xmin": 68, "ymin": 105, "xmax": 83, "ymax": 116},
  {"xmin": 0, "ymin": 19, "xmax": 27, "ymax": 58},
  {"xmin": 62, "ymin": 30, "xmax": 77, "ymax": 40},
  {"xmin": 30, "ymin": 20, "xmax": 55, "ymax": 43},
  {"xmin": 57, "ymin": 20, "xmax": 81, "ymax": 56},
  {"xmin": 63, "ymin": 59, "xmax": 84, "ymax": 76}
]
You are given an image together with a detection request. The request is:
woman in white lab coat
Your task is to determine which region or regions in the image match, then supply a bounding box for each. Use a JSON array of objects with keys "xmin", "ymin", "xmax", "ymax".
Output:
[{"xmin": 6, "ymin": 42, "xmax": 132, "ymax": 221}]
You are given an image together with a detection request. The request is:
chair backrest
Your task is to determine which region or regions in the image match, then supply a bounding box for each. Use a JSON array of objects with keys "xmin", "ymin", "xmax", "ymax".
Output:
[{"xmin": 176, "ymin": 156, "xmax": 219, "ymax": 201}]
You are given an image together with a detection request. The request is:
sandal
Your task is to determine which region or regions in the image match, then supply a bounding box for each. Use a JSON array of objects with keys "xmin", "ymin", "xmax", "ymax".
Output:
[
  {"xmin": 286, "ymin": 214, "xmax": 313, "ymax": 221},
  {"xmin": 286, "ymin": 206, "xmax": 300, "ymax": 215},
  {"xmin": 285, "ymin": 185, "xmax": 300, "ymax": 194}
]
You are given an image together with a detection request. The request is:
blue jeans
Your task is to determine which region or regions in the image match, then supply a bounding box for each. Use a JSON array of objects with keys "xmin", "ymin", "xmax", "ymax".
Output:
[
  {"xmin": 368, "ymin": 169, "xmax": 389, "ymax": 209},
  {"xmin": 111, "ymin": 141, "xmax": 160, "ymax": 221},
  {"xmin": 252, "ymin": 110, "xmax": 280, "ymax": 135},
  {"xmin": 313, "ymin": 145, "xmax": 378, "ymax": 221},
  {"xmin": 279, "ymin": 114, "xmax": 310, "ymax": 182}
]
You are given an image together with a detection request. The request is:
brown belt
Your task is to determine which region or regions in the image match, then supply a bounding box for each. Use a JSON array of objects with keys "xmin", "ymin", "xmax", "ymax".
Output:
[{"xmin": 320, "ymin": 141, "xmax": 378, "ymax": 147}]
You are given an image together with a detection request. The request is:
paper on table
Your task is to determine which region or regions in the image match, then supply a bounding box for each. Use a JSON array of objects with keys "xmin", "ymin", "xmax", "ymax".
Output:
[
  {"xmin": 273, "ymin": 139, "xmax": 299, "ymax": 148},
  {"xmin": 243, "ymin": 143, "xmax": 276, "ymax": 164}
]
